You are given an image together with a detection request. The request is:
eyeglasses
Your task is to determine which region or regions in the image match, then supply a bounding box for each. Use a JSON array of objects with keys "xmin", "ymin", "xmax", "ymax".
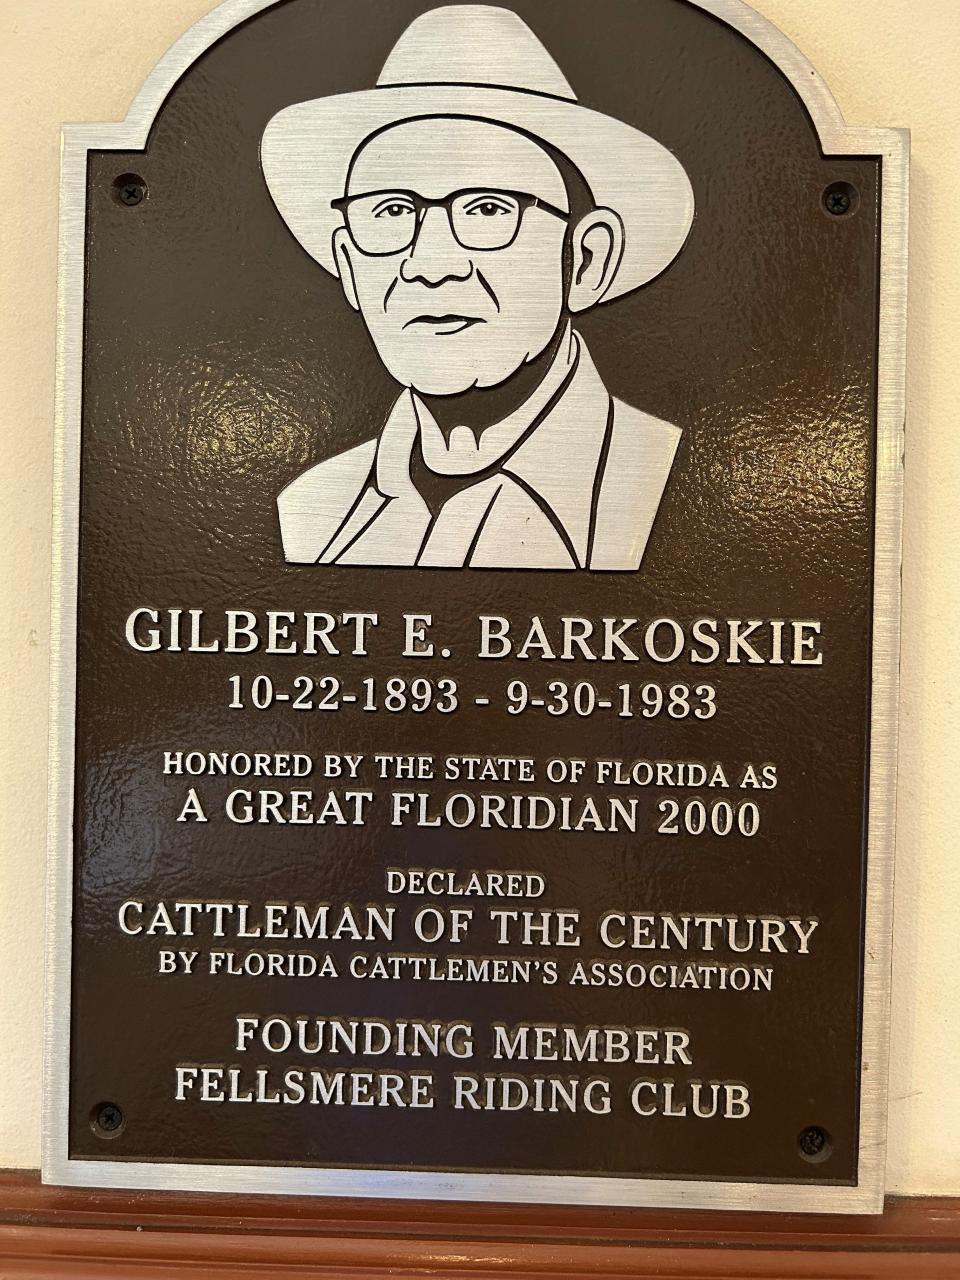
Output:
[{"xmin": 331, "ymin": 188, "xmax": 569, "ymax": 256}]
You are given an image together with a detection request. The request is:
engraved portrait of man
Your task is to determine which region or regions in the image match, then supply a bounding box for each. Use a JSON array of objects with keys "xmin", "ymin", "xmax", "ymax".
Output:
[{"xmin": 260, "ymin": 5, "xmax": 695, "ymax": 570}]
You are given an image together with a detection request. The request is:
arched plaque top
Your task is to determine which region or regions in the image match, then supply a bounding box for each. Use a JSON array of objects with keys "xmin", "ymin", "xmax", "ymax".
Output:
[{"xmin": 67, "ymin": 0, "xmax": 849, "ymax": 150}]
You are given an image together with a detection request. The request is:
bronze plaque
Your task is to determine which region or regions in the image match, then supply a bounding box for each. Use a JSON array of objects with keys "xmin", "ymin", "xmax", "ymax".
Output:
[{"xmin": 45, "ymin": 0, "xmax": 907, "ymax": 1212}]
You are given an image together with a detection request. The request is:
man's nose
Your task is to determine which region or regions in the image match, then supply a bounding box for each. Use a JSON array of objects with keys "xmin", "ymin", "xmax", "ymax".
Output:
[{"xmin": 400, "ymin": 206, "xmax": 473, "ymax": 286}]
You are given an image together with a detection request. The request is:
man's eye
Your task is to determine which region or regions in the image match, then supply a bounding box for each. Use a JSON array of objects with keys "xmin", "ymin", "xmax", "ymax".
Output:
[
  {"xmin": 372, "ymin": 201, "xmax": 414, "ymax": 219},
  {"xmin": 464, "ymin": 199, "xmax": 513, "ymax": 216}
]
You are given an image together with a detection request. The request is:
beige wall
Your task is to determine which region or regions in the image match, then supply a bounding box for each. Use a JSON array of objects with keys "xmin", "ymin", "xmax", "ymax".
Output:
[{"xmin": 1, "ymin": 0, "xmax": 958, "ymax": 1194}]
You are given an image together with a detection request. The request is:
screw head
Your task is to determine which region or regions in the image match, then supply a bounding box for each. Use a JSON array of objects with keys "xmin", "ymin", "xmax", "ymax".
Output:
[
  {"xmin": 93, "ymin": 1102, "xmax": 124, "ymax": 1135},
  {"xmin": 112, "ymin": 173, "xmax": 147, "ymax": 208},
  {"xmin": 798, "ymin": 1125, "xmax": 832, "ymax": 1162},
  {"xmin": 822, "ymin": 180, "xmax": 859, "ymax": 218}
]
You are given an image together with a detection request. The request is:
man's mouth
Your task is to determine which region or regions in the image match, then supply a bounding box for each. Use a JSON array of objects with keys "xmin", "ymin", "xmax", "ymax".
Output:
[{"xmin": 402, "ymin": 315, "xmax": 485, "ymax": 335}]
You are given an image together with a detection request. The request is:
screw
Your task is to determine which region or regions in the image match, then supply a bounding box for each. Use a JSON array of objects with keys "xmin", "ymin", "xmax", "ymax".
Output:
[
  {"xmin": 798, "ymin": 1125, "xmax": 831, "ymax": 1161},
  {"xmin": 822, "ymin": 181, "xmax": 858, "ymax": 218},
  {"xmin": 113, "ymin": 173, "xmax": 147, "ymax": 207},
  {"xmin": 95, "ymin": 1102, "xmax": 124, "ymax": 1134}
]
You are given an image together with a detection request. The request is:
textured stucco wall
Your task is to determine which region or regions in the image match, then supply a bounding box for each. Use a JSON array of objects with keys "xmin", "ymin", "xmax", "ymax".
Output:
[{"xmin": 1, "ymin": 0, "xmax": 957, "ymax": 1193}]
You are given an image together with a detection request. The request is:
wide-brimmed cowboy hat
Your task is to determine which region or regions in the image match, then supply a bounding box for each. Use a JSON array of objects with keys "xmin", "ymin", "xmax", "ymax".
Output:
[{"xmin": 260, "ymin": 4, "xmax": 695, "ymax": 302}]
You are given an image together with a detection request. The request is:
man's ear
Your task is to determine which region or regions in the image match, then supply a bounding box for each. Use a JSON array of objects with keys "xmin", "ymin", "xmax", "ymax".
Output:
[
  {"xmin": 566, "ymin": 209, "xmax": 625, "ymax": 313},
  {"xmin": 333, "ymin": 226, "xmax": 360, "ymax": 312}
]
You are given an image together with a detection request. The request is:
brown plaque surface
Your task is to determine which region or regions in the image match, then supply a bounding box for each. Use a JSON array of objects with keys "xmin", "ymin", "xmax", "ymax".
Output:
[{"xmin": 45, "ymin": 0, "xmax": 907, "ymax": 1213}]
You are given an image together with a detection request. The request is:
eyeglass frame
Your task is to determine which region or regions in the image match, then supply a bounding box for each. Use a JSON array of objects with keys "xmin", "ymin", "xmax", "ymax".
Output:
[{"xmin": 330, "ymin": 187, "xmax": 570, "ymax": 256}]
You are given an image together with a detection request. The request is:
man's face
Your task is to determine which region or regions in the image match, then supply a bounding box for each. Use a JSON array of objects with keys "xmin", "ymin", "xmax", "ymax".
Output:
[{"xmin": 334, "ymin": 118, "xmax": 570, "ymax": 397}]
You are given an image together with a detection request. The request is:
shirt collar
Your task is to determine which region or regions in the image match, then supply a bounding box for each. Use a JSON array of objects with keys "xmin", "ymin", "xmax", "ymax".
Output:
[{"xmin": 502, "ymin": 333, "xmax": 611, "ymax": 565}]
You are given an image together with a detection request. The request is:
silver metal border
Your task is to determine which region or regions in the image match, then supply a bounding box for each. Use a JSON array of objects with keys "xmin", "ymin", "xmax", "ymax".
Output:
[{"xmin": 43, "ymin": 0, "xmax": 908, "ymax": 1213}]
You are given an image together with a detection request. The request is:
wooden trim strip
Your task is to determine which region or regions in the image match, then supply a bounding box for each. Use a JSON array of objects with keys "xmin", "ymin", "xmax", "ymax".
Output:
[{"xmin": 1, "ymin": 1173, "xmax": 959, "ymax": 1277}]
